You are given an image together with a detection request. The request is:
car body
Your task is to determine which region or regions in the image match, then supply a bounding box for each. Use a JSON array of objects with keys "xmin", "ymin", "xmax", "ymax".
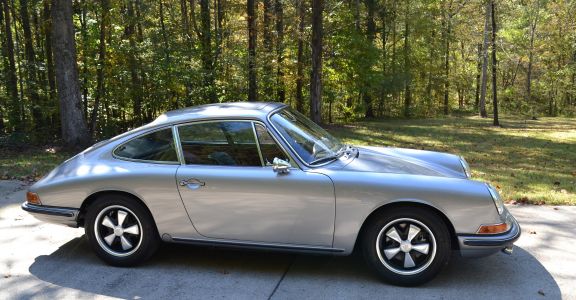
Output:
[{"xmin": 22, "ymin": 102, "xmax": 520, "ymax": 286}]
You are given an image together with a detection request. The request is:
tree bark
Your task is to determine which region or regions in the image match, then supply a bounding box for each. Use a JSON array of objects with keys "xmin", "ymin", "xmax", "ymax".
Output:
[
  {"xmin": 51, "ymin": 0, "xmax": 90, "ymax": 147},
  {"xmin": 262, "ymin": 0, "xmax": 274, "ymax": 99},
  {"xmin": 309, "ymin": 0, "xmax": 323, "ymax": 124},
  {"xmin": 491, "ymin": 0, "xmax": 499, "ymax": 126},
  {"xmin": 442, "ymin": 17, "xmax": 451, "ymax": 115},
  {"xmin": 20, "ymin": 0, "xmax": 42, "ymax": 128},
  {"xmin": 479, "ymin": 1, "xmax": 490, "ymax": 118},
  {"xmin": 295, "ymin": 0, "xmax": 305, "ymax": 112},
  {"xmin": 363, "ymin": 0, "xmax": 376, "ymax": 118},
  {"xmin": 247, "ymin": 0, "xmax": 257, "ymax": 101},
  {"xmin": 275, "ymin": 0, "xmax": 285, "ymax": 102},
  {"xmin": 474, "ymin": 43, "xmax": 481, "ymax": 108},
  {"xmin": 1, "ymin": 0, "xmax": 20, "ymax": 131},
  {"xmin": 403, "ymin": 0, "xmax": 411, "ymax": 118},
  {"xmin": 90, "ymin": 0, "xmax": 109, "ymax": 135},
  {"xmin": 526, "ymin": 4, "xmax": 539, "ymax": 106}
]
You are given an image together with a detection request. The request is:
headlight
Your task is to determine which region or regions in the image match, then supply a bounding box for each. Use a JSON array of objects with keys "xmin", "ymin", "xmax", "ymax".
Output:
[
  {"xmin": 486, "ymin": 184, "xmax": 504, "ymax": 215},
  {"xmin": 460, "ymin": 156, "xmax": 471, "ymax": 178}
]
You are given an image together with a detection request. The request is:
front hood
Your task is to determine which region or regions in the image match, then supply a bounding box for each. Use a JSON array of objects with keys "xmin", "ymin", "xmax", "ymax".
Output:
[{"xmin": 341, "ymin": 146, "xmax": 467, "ymax": 178}]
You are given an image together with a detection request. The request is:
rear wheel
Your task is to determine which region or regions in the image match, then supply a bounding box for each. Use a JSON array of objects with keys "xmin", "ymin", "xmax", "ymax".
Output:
[
  {"xmin": 362, "ymin": 207, "xmax": 451, "ymax": 286},
  {"xmin": 85, "ymin": 195, "xmax": 159, "ymax": 266}
]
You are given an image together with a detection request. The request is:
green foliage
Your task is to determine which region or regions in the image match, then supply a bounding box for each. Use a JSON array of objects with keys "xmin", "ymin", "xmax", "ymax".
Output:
[{"xmin": 0, "ymin": 0, "xmax": 574, "ymax": 140}]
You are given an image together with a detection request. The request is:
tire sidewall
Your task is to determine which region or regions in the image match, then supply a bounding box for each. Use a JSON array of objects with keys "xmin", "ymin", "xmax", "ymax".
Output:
[
  {"xmin": 85, "ymin": 195, "xmax": 159, "ymax": 267},
  {"xmin": 362, "ymin": 207, "xmax": 451, "ymax": 286}
]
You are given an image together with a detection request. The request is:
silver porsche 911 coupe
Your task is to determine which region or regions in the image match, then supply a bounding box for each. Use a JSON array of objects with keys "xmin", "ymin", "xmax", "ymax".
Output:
[{"xmin": 22, "ymin": 102, "xmax": 520, "ymax": 286}]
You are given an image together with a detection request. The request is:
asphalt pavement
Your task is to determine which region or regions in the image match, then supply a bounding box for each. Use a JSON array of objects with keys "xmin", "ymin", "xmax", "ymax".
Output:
[{"xmin": 1, "ymin": 180, "xmax": 574, "ymax": 299}]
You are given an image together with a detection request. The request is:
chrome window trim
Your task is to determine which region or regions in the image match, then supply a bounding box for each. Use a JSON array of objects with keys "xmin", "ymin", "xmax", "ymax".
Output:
[
  {"xmin": 172, "ymin": 126, "xmax": 185, "ymax": 165},
  {"xmin": 251, "ymin": 122, "xmax": 265, "ymax": 166},
  {"xmin": 266, "ymin": 106, "xmax": 337, "ymax": 169},
  {"xmin": 174, "ymin": 119, "xmax": 300, "ymax": 169},
  {"xmin": 112, "ymin": 126, "xmax": 181, "ymax": 165},
  {"xmin": 253, "ymin": 122, "xmax": 298, "ymax": 168}
]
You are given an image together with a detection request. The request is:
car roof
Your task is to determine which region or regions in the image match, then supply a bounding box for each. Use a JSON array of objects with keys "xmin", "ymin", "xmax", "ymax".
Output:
[{"xmin": 149, "ymin": 102, "xmax": 286, "ymax": 126}]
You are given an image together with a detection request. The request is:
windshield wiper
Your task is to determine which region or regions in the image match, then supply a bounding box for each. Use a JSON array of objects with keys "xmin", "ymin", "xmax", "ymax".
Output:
[{"xmin": 309, "ymin": 145, "xmax": 349, "ymax": 165}]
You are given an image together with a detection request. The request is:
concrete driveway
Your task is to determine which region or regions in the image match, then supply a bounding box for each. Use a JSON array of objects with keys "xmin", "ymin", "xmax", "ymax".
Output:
[{"xmin": 1, "ymin": 180, "xmax": 574, "ymax": 299}]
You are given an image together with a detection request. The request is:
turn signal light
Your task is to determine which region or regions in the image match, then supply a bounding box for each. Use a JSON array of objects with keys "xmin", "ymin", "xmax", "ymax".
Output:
[
  {"xmin": 477, "ymin": 223, "xmax": 509, "ymax": 234},
  {"xmin": 26, "ymin": 192, "xmax": 42, "ymax": 205}
]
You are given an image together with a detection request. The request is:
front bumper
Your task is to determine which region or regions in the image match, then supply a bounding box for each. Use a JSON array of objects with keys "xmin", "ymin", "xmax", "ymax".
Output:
[
  {"xmin": 457, "ymin": 213, "xmax": 521, "ymax": 258},
  {"xmin": 21, "ymin": 202, "xmax": 80, "ymax": 228}
]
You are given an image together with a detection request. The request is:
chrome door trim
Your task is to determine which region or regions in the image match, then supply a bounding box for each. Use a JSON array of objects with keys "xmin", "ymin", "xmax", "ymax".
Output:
[{"xmin": 170, "ymin": 236, "xmax": 345, "ymax": 253}]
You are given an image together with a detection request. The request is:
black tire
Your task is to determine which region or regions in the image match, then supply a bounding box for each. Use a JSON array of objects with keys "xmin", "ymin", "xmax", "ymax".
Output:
[
  {"xmin": 85, "ymin": 194, "xmax": 160, "ymax": 267},
  {"xmin": 361, "ymin": 207, "xmax": 451, "ymax": 286}
]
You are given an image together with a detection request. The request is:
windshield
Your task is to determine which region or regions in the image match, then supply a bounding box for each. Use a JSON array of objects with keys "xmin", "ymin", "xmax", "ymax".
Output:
[{"xmin": 270, "ymin": 107, "xmax": 344, "ymax": 165}]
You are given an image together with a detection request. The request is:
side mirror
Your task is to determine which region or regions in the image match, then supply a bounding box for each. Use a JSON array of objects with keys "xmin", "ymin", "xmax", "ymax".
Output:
[{"xmin": 272, "ymin": 157, "xmax": 291, "ymax": 174}]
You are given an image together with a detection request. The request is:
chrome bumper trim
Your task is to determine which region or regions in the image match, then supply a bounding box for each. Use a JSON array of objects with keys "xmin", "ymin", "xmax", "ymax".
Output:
[
  {"xmin": 21, "ymin": 202, "xmax": 80, "ymax": 227},
  {"xmin": 458, "ymin": 215, "xmax": 521, "ymax": 247}
]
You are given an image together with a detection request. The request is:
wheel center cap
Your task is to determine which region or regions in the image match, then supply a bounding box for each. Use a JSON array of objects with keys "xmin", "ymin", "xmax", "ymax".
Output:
[
  {"xmin": 400, "ymin": 240, "xmax": 412, "ymax": 252},
  {"xmin": 114, "ymin": 227, "xmax": 124, "ymax": 236}
]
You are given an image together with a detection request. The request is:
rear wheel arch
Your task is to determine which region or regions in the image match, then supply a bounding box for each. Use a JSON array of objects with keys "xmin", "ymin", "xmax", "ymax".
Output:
[
  {"xmin": 78, "ymin": 191, "xmax": 156, "ymax": 231},
  {"xmin": 356, "ymin": 201, "xmax": 458, "ymax": 251}
]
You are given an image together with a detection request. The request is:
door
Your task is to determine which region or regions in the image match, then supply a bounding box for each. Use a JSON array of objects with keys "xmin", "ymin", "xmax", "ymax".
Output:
[{"xmin": 175, "ymin": 120, "xmax": 335, "ymax": 246}]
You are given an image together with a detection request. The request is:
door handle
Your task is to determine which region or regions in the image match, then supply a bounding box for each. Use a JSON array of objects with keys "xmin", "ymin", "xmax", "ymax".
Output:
[{"xmin": 179, "ymin": 178, "xmax": 206, "ymax": 189}]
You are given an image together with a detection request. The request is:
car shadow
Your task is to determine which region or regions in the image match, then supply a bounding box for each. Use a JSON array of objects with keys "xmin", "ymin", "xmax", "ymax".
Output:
[{"xmin": 27, "ymin": 236, "xmax": 562, "ymax": 299}]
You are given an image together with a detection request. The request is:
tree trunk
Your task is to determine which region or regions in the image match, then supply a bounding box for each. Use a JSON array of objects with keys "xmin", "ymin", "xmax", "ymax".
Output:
[
  {"xmin": 442, "ymin": 17, "xmax": 451, "ymax": 115},
  {"xmin": 309, "ymin": 0, "xmax": 323, "ymax": 124},
  {"xmin": 379, "ymin": 3, "xmax": 387, "ymax": 116},
  {"xmin": 90, "ymin": 0, "xmax": 109, "ymax": 135},
  {"xmin": 198, "ymin": 0, "xmax": 217, "ymax": 103},
  {"xmin": 363, "ymin": 0, "xmax": 376, "ymax": 118},
  {"xmin": 474, "ymin": 43, "xmax": 481, "ymax": 108},
  {"xmin": 526, "ymin": 8, "xmax": 538, "ymax": 107},
  {"xmin": 1, "ymin": 0, "xmax": 20, "ymax": 131},
  {"xmin": 125, "ymin": 1, "xmax": 143, "ymax": 124},
  {"xmin": 403, "ymin": 0, "xmax": 411, "ymax": 118},
  {"xmin": 479, "ymin": 1, "xmax": 490, "ymax": 118},
  {"xmin": 20, "ymin": 0, "xmax": 42, "ymax": 129},
  {"xmin": 247, "ymin": 0, "xmax": 257, "ymax": 101},
  {"xmin": 295, "ymin": 0, "xmax": 305, "ymax": 112},
  {"xmin": 262, "ymin": 0, "xmax": 273, "ymax": 100},
  {"xmin": 42, "ymin": 0, "xmax": 56, "ymax": 128},
  {"xmin": 51, "ymin": 0, "xmax": 90, "ymax": 147},
  {"xmin": 491, "ymin": 0, "xmax": 499, "ymax": 126},
  {"xmin": 275, "ymin": 0, "xmax": 285, "ymax": 102}
]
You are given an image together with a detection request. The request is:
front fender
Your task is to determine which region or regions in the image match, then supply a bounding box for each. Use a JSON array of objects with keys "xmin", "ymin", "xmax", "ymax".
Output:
[{"xmin": 316, "ymin": 169, "xmax": 500, "ymax": 253}]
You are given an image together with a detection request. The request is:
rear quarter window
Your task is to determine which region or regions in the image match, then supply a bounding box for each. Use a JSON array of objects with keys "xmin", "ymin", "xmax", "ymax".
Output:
[{"xmin": 114, "ymin": 128, "xmax": 178, "ymax": 163}]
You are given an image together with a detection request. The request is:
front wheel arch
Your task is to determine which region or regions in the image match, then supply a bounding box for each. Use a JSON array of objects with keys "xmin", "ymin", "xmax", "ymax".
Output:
[{"xmin": 355, "ymin": 202, "xmax": 458, "ymax": 252}]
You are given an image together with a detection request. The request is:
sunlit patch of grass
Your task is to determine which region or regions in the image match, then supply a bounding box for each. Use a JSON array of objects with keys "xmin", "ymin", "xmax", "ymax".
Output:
[
  {"xmin": 328, "ymin": 116, "xmax": 576, "ymax": 205},
  {"xmin": 0, "ymin": 147, "xmax": 74, "ymax": 180}
]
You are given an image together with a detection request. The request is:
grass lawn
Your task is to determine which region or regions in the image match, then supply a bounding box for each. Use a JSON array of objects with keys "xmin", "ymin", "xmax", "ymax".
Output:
[
  {"xmin": 1, "ymin": 116, "xmax": 574, "ymax": 205},
  {"xmin": 329, "ymin": 116, "xmax": 576, "ymax": 205}
]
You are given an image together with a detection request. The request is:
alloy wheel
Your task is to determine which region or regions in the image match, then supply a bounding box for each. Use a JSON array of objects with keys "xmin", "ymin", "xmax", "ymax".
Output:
[
  {"xmin": 375, "ymin": 218, "xmax": 437, "ymax": 275},
  {"xmin": 94, "ymin": 205, "xmax": 143, "ymax": 257}
]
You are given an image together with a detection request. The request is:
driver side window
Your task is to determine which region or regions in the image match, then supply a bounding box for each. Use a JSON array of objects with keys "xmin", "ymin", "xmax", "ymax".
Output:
[{"xmin": 177, "ymin": 121, "xmax": 262, "ymax": 166}]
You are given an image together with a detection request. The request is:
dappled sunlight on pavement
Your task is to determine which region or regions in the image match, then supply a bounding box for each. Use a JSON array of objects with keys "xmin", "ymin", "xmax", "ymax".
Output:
[{"xmin": 1, "ymin": 180, "xmax": 574, "ymax": 299}]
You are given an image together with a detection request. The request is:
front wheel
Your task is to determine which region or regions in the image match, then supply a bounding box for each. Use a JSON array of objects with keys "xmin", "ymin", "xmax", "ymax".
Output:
[
  {"xmin": 85, "ymin": 195, "xmax": 160, "ymax": 266},
  {"xmin": 361, "ymin": 207, "xmax": 451, "ymax": 286}
]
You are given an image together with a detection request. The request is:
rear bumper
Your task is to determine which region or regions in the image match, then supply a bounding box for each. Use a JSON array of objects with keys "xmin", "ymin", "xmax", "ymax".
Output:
[
  {"xmin": 457, "ymin": 214, "xmax": 521, "ymax": 258},
  {"xmin": 21, "ymin": 202, "xmax": 79, "ymax": 228}
]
